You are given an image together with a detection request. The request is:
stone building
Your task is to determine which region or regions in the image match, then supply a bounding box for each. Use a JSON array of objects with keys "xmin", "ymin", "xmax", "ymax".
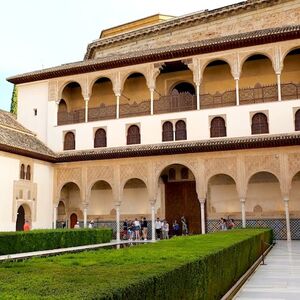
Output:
[{"xmin": 5, "ymin": 0, "xmax": 300, "ymax": 240}]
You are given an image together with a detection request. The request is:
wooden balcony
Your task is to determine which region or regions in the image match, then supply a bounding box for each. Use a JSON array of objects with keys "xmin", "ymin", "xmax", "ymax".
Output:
[{"xmin": 57, "ymin": 83, "xmax": 300, "ymax": 126}]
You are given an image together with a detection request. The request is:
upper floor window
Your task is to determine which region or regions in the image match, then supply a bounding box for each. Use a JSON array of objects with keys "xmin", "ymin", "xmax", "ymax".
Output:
[
  {"xmin": 26, "ymin": 165, "xmax": 31, "ymax": 180},
  {"xmin": 175, "ymin": 120, "xmax": 187, "ymax": 141},
  {"xmin": 162, "ymin": 121, "xmax": 173, "ymax": 142},
  {"xmin": 168, "ymin": 168, "xmax": 176, "ymax": 180},
  {"xmin": 94, "ymin": 128, "xmax": 107, "ymax": 148},
  {"xmin": 20, "ymin": 164, "xmax": 25, "ymax": 179},
  {"xmin": 210, "ymin": 117, "xmax": 227, "ymax": 138},
  {"xmin": 295, "ymin": 109, "xmax": 300, "ymax": 131},
  {"xmin": 64, "ymin": 132, "xmax": 75, "ymax": 150},
  {"xmin": 172, "ymin": 82, "xmax": 195, "ymax": 95},
  {"xmin": 181, "ymin": 167, "xmax": 189, "ymax": 180},
  {"xmin": 127, "ymin": 125, "xmax": 140, "ymax": 145},
  {"xmin": 251, "ymin": 113, "xmax": 269, "ymax": 134}
]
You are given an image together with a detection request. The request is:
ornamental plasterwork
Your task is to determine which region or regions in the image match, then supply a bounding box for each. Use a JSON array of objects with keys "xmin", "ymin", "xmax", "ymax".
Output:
[
  {"xmin": 56, "ymin": 167, "xmax": 82, "ymax": 196},
  {"xmin": 287, "ymin": 153, "xmax": 300, "ymax": 186},
  {"xmin": 120, "ymin": 163, "xmax": 149, "ymax": 189},
  {"xmin": 86, "ymin": 165, "xmax": 114, "ymax": 192}
]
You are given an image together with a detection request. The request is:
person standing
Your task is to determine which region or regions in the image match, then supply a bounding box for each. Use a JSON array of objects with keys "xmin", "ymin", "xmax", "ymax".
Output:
[
  {"xmin": 23, "ymin": 220, "xmax": 30, "ymax": 231},
  {"xmin": 134, "ymin": 218, "xmax": 141, "ymax": 240},
  {"xmin": 88, "ymin": 220, "xmax": 94, "ymax": 229},
  {"xmin": 162, "ymin": 220, "xmax": 169, "ymax": 239},
  {"xmin": 74, "ymin": 221, "xmax": 80, "ymax": 229},
  {"xmin": 173, "ymin": 220, "xmax": 180, "ymax": 236},
  {"xmin": 181, "ymin": 216, "xmax": 188, "ymax": 236},
  {"xmin": 155, "ymin": 217, "xmax": 162, "ymax": 239},
  {"xmin": 141, "ymin": 217, "xmax": 148, "ymax": 240}
]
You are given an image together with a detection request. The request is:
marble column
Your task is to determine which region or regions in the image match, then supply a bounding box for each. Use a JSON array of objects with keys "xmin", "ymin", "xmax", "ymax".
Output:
[
  {"xmin": 284, "ymin": 197, "xmax": 291, "ymax": 241},
  {"xmin": 235, "ymin": 78, "xmax": 240, "ymax": 105},
  {"xmin": 84, "ymin": 97, "xmax": 89, "ymax": 123},
  {"xmin": 199, "ymin": 199, "xmax": 206, "ymax": 234},
  {"xmin": 196, "ymin": 83, "xmax": 200, "ymax": 110},
  {"xmin": 240, "ymin": 198, "xmax": 246, "ymax": 228},
  {"xmin": 277, "ymin": 73, "xmax": 282, "ymax": 101},
  {"xmin": 116, "ymin": 204, "xmax": 121, "ymax": 242},
  {"xmin": 151, "ymin": 203, "xmax": 156, "ymax": 241},
  {"xmin": 53, "ymin": 203, "xmax": 58, "ymax": 229},
  {"xmin": 150, "ymin": 88, "xmax": 154, "ymax": 115},
  {"xmin": 83, "ymin": 205, "xmax": 88, "ymax": 228},
  {"xmin": 116, "ymin": 94, "xmax": 120, "ymax": 119}
]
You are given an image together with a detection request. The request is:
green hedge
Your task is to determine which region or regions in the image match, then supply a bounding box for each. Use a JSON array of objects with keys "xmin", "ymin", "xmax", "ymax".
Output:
[
  {"xmin": 0, "ymin": 229, "xmax": 272, "ymax": 299},
  {"xmin": 0, "ymin": 228, "xmax": 112, "ymax": 255}
]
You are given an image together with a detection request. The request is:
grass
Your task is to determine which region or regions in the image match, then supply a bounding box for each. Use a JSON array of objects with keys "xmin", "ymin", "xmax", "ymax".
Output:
[{"xmin": 0, "ymin": 229, "xmax": 272, "ymax": 300}]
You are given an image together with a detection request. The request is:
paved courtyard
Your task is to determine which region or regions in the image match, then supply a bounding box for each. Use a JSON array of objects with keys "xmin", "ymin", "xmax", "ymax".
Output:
[{"xmin": 235, "ymin": 240, "xmax": 300, "ymax": 299}]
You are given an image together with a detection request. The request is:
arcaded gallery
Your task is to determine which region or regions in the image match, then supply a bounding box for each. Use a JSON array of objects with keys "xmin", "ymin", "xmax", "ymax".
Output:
[{"xmin": 4, "ymin": 0, "xmax": 300, "ymax": 240}]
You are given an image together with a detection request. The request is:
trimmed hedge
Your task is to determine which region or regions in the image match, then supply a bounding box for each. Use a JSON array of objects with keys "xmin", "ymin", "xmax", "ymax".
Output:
[
  {"xmin": 0, "ymin": 228, "xmax": 112, "ymax": 255},
  {"xmin": 0, "ymin": 229, "xmax": 272, "ymax": 299}
]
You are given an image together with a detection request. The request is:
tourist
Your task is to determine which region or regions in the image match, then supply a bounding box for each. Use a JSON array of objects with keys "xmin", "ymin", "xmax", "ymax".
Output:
[
  {"xmin": 122, "ymin": 219, "xmax": 128, "ymax": 240},
  {"xmin": 62, "ymin": 221, "xmax": 66, "ymax": 229},
  {"xmin": 134, "ymin": 218, "xmax": 141, "ymax": 240},
  {"xmin": 74, "ymin": 221, "xmax": 80, "ymax": 229},
  {"xmin": 173, "ymin": 220, "xmax": 180, "ymax": 236},
  {"xmin": 155, "ymin": 217, "xmax": 162, "ymax": 239},
  {"xmin": 181, "ymin": 216, "xmax": 188, "ymax": 236},
  {"xmin": 141, "ymin": 217, "xmax": 148, "ymax": 240},
  {"xmin": 220, "ymin": 218, "xmax": 227, "ymax": 231},
  {"xmin": 23, "ymin": 220, "xmax": 30, "ymax": 231},
  {"xmin": 162, "ymin": 220, "xmax": 169, "ymax": 239},
  {"xmin": 88, "ymin": 220, "xmax": 94, "ymax": 229},
  {"xmin": 128, "ymin": 220, "xmax": 135, "ymax": 241},
  {"xmin": 227, "ymin": 219, "xmax": 236, "ymax": 230}
]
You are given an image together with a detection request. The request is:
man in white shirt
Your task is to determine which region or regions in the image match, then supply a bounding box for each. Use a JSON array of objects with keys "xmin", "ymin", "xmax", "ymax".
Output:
[{"xmin": 155, "ymin": 217, "xmax": 162, "ymax": 239}]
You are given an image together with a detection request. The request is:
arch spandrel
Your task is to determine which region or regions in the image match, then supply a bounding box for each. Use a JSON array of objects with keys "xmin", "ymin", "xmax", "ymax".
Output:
[
  {"xmin": 120, "ymin": 163, "xmax": 149, "ymax": 191},
  {"xmin": 87, "ymin": 74, "xmax": 115, "ymax": 98},
  {"xmin": 280, "ymin": 42, "xmax": 300, "ymax": 66},
  {"xmin": 57, "ymin": 79, "xmax": 86, "ymax": 100}
]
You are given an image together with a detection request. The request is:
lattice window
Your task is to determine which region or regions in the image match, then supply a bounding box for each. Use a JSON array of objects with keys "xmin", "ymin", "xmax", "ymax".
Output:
[
  {"xmin": 175, "ymin": 120, "xmax": 187, "ymax": 140},
  {"xmin": 127, "ymin": 125, "xmax": 140, "ymax": 145},
  {"xmin": 94, "ymin": 128, "xmax": 107, "ymax": 148},
  {"xmin": 162, "ymin": 121, "xmax": 173, "ymax": 141},
  {"xmin": 26, "ymin": 165, "xmax": 31, "ymax": 180},
  {"xmin": 168, "ymin": 168, "xmax": 176, "ymax": 180},
  {"xmin": 181, "ymin": 167, "xmax": 189, "ymax": 179},
  {"xmin": 20, "ymin": 164, "xmax": 25, "ymax": 179},
  {"xmin": 210, "ymin": 117, "xmax": 227, "ymax": 138},
  {"xmin": 64, "ymin": 132, "xmax": 75, "ymax": 150},
  {"xmin": 251, "ymin": 113, "xmax": 269, "ymax": 134},
  {"xmin": 295, "ymin": 110, "xmax": 300, "ymax": 131}
]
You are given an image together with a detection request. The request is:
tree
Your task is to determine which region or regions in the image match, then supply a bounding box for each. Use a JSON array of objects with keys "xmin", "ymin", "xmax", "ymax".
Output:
[{"xmin": 10, "ymin": 85, "xmax": 17, "ymax": 116}]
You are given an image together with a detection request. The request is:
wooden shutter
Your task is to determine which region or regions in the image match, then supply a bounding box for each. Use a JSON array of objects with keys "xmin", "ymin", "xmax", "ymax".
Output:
[
  {"xmin": 20, "ymin": 164, "xmax": 25, "ymax": 179},
  {"xmin": 251, "ymin": 113, "xmax": 269, "ymax": 134},
  {"xmin": 127, "ymin": 125, "xmax": 140, "ymax": 145},
  {"xmin": 210, "ymin": 117, "xmax": 227, "ymax": 138},
  {"xmin": 168, "ymin": 168, "xmax": 176, "ymax": 180},
  {"xmin": 162, "ymin": 121, "xmax": 173, "ymax": 141},
  {"xmin": 26, "ymin": 165, "xmax": 31, "ymax": 180},
  {"xmin": 94, "ymin": 128, "xmax": 107, "ymax": 148},
  {"xmin": 64, "ymin": 132, "xmax": 75, "ymax": 150},
  {"xmin": 181, "ymin": 167, "xmax": 189, "ymax": 179},
  {"xmin": 175, "ymin": 120, "xmax": 187, "ymax": 140},
  {"xmin": 295, "ymin": 110, "xmax": 300, "ymax": 131}
]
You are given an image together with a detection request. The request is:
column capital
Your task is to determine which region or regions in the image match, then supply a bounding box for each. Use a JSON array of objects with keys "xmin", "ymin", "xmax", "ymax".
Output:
[
  {"xmin": 82, "ymin": 202, "xmax": 89, "ymax": 209},
  {"xmin": 283, "ymin": 196, "xmax": 289, "ymax": 203},
  {"xmin": 199, "ymin": 198, "xmax": 206, "ymax": 204},
  {"xmin": 114, "ymin": 201, "xmax": 121, "ymax": 207},
  {"xmin": 84, "ymin": 97, "xmax": 90, "ymax": 102},
  {"xmin": 240, "ymin": 198, "xmax": 246, "ymax": 203},
  {"xmin": 234, "ymin": 77, "xmax": 240, "ymax": 81}
]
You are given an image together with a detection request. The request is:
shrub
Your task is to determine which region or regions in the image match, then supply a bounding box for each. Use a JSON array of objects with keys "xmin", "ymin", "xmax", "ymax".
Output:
[
  {"xmin": 0, "ymin": 228, "xmax": 112, "ymax": 255},
  {"xmin": 0, "ymin": 229, "xmax": 272, "ymax": 299}
]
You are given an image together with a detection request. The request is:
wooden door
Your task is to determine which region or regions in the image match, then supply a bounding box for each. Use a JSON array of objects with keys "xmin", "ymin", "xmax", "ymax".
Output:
[
  {"xmin": 70, "ymin": 213, "xmax": 77, "ymax": 228},
  {"xmin": 16, "ymin": 205, "xmax": 25, "ymax": 231},
  {"xmin": 165, "ymin": 181, "xmax": 201, "ymax": 234}
]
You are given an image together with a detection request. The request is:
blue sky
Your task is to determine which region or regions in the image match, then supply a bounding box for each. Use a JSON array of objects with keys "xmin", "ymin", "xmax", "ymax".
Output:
[{"xmin": 0, "ymin": 0, "xmax": 240, "ymax": 111}]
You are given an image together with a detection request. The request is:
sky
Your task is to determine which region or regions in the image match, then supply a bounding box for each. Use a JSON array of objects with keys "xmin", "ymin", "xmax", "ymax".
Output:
[{"xmin": 0, "ymin": 0, "xmax": 241, "ymax": 111}]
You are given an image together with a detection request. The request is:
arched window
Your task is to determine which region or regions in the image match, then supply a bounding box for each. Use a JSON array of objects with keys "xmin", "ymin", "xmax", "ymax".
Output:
[
  {"xmin": 295, "ymin": 109, "xmax": 300, "ymax": 131},
  {"xmin": 58, "ymin": 99, "xmax": 67, "ymax": 112},
  {"xmin": 162, "ymin": 121, "xmax": 173, "ymax": 142},
  {"xmin": 127, "ymin": 125, "xmax": 140, "ymax": 145},
  {"xmin": 26, "ymin": 165, "xmax": 31, "ymax": 180},
  {"xmin": 64, "ymin": 132, "xmax": 75, "ymax": 150},
  {"xmin": 94, "ymin": 128, "xmax": 107, "ymax": 148},
  {"xmin": 251, "ymin": 113, "xmax": 269, "ymax": 134},
  {"xmin": 181, "ymin": 167, "xmax": 189, "ymax": 180},
  {"xmin": 20, "ymin": 164, "xmax": 25, "ymax": 179},
  {"xmin": 172, "ymin": 82, "xmax": 195, "ymax": 95},
  {"xmin": 168, "ymin": 168, "xmax": 176, "ymax": 180},
  {"xmin": 175, "ymin": 120, "xmax": 187, "ymax": 141},
  {"xmin": 210, "ymin": 117, "xmax": 227, "ymax": 138}
]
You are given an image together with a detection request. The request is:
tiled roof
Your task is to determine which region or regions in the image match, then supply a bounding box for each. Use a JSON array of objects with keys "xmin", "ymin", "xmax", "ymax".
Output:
[
  {"xmin": 0, "ymin": 111, "xmax": 55, "ymax": 161},
  {"xmin": 84, "ymin": 0, "xmax": 286, "ymax": 59},
  {"xmin": 7, "ymin": 24, "xmax": 300, "ymax": 84},
  {"xmin": 56, "ymin": 133, "xmax": 300, "ymax": 162}
]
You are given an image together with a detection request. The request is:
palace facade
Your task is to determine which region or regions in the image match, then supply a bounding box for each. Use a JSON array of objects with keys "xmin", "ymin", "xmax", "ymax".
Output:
[{"xmin": 4, "ymin": 0, "xmax": 300, "ymax": 240}]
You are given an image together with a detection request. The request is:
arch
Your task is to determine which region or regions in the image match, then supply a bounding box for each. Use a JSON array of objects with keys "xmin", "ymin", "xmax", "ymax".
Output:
[
  {"xmin": 295, "ymin": 109, "xmax": 300, "ymax": 131},
  {"xmin": 64, "ymin": 131, "xmax": 75, "ymax": 150},
  {"xmin": 70, "ymin": 213, "xmax": 78, "ymax": 228},
  {"xmin": 207, "ymin": 174, "xmax": 239, "ymax": 216},
  {"xmin": 16, "ymin": 204, "xmax": 31, "ymax": 231},
  {"xmin": 94, "ymin": 128, "xmax": 107, "ymax": 148},
  {"xmin": 58, "ymin": 201, "xmax": 66, "ymax": 216},
  {"xmin": 122, "ymin": 71, "xmax": 148, "ymax": 86},
  {"xmin": 127, "ymin": 125, "xmax": 140, "ymax": 145},
  {"xmin": 162, "ymin": 121, "xmax": 173, "ymax": 142},
  {"xmin": 175, "ymin": 120, "xmax": 187, "ymax": 141},
  {"xmin": 281, "ymin": 46, "xmax": 300, "ymax": 63},
  {"xmin": 89, "ymin": 75, "xmax": 114, "ymax": 96},
  {"xmin": 171, "ymin": 82, "xmax": 195, "ymax": 95},
  {"xmin": 122, "ymin": 72, "xmax": 148, "ymax": 101},
  {"xmin": 58, "ymin": 99, "xmax": 68, "ymax": 112},
  {"xmin": 240, "ymin": 52, "xmax": 274, "ymax": 71},
  {"xmin": 247, "ymin": 170, "xmax": 280, "ymax": 186},
  {"xmin": 58, "ymin": 80, "xmax": 83, "ymax": 99},
  {"xmin": 20, "ymin": 164, "xmax": 25, "ymax": 179},
  {"xmin": 210, "ymin": 117, "xmax": 226, "ymax": 138},
  {"xmin": 26, "ymin": 165, "xmax": 31, "ymax": 180},
  {"xmin": 289, "ymin": 171, "xmax": 300, "ymax": 215},
  {"xmin": 159, "ymin": 163, "xmax": 200, "ymax": 234},
  {"xmin": 201, "ymin": 58, "xmax": 234, "ymax": 76},
  {"xmin": 251, "ymin": 113, "xmax": 269, "ymax": 134}
]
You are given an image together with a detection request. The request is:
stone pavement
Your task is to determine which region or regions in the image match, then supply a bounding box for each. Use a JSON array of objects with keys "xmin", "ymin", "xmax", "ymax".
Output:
[{"xmin": 235, "ymin": 240, "xmax": 300, "ymax": 300}]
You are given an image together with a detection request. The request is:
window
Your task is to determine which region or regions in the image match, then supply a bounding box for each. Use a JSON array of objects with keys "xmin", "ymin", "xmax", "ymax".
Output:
[
  {"xmin": 210, "ymin": 117, "xmax": 227, "ymax": 138},
  {"xmin": 168, "ymin": 168, "xmax": 176, "ymax": 180},
  {"xmin": 251, "ymin": 113, "xmax": 269, "ymax": 134},
  {"xmin": 162, "ymin": 121, "xmax": 173, "ymax": 141},
  {"xmin": 20, "ymin": 164, "xmax": 25, "ymax": 179},
  {"xmin": 175, "ymin": 120, "xmax": 187, "ymax": 140},
  {"xmin": 295, "ymin": 109, "xmax": 300, "ymax": 131},
  {"xmin": 26, "ymin": 165, "xmax": 31, "ymax": 180},
  {"xmin": 181, "ymin": 167, "xmax": 189, "ymax": 180},
  {"xmin": 127, "ymin": 125, "xmax": 140, "ymax": 145},
  {"xmin": 94, "ymin": 128, "xmax": 107, "ymax": 148},
  {"xmin": 64, "ymin": 132, "xmax": 75, "ymax": 150},
  {"xmin": 33, "ymin": 108, "xmax": 37, "ymax": 116}
]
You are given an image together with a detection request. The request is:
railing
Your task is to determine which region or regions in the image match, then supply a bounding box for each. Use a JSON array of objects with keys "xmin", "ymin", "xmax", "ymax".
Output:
[
  {"xmin": 200, "ymin": 90, "xmax": 236, "ymax": 109},
  {"xmin": 57, "ymin": 83, "xmax": 300, "ymax": 125}
]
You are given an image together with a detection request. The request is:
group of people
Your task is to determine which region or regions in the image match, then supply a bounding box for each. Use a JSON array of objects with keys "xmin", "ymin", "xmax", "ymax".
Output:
[
  {"xmin": 220, "ymin": 218, "xmax": 236, "ymax": 231},
  {"xmin": 122, "ymin": 217, "xmax": 148, "ymax": 241},
  {"xmin": 155, "ymin": 216, "xmax": 188, "ymax": 239}
]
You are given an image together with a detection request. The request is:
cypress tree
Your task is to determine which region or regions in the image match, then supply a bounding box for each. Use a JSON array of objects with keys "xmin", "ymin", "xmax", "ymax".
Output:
[{"xmin": 10, "ymin": 85, "xmax": 17, "ymax": 116}]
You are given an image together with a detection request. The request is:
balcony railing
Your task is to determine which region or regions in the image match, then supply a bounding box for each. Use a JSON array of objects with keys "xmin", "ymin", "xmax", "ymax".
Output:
[{"xmin": 57, "ymin": 83, "xmax": 300, "ymax": 125}]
